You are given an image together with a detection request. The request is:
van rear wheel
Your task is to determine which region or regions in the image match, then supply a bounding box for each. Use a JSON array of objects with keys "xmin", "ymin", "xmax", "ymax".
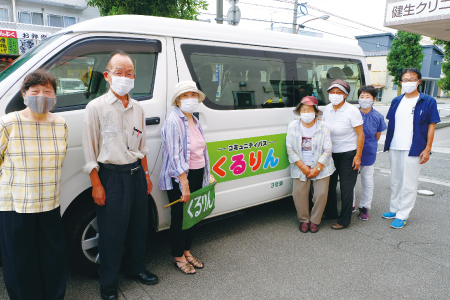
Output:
[{"xmin": 66, "ymin": 203, "xmax": 100, "ymax": 278}]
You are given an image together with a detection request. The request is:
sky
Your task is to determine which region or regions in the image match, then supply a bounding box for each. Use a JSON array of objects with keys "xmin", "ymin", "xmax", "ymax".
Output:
[{"xmin": 198, "ymin": 0, "xmax": 433, "ymax": 45}]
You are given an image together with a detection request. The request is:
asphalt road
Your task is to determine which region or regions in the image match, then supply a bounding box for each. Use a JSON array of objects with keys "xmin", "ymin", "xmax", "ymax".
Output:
[{"xmin": 1, "ymin": 128, "xmax": 449, "ymax": 300}]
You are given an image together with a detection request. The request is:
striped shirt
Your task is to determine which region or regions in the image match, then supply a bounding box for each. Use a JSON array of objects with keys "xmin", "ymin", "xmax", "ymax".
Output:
[
  {"xmin": 0, "ymin": 112, "xmax": 68, "ymax": 213},
  {"xmin": 286, "ymin": 119, "xmax": 335, "ymax": 181},
  {"xmin": 159, "ymin": 107, "xmax": 210, "ymax": 191}
]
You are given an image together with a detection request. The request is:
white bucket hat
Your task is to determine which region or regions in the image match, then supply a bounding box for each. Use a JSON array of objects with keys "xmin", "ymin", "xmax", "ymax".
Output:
[{"xmin": 171, "ymin": 81, "xmax": 206, "ymax": 106}]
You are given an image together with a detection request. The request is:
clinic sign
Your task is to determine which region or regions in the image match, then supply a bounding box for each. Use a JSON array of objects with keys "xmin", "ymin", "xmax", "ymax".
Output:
[
  {"xmin": 207, "ymin": 134, "xmax": 289, "ymax": 183},
  {"xmin": 0, "ymin": 29, "xmax": 51, "ymax": 55},
  {"xmin": 386, "ymin": 0, "xmax": 450, "ymax": 23}
]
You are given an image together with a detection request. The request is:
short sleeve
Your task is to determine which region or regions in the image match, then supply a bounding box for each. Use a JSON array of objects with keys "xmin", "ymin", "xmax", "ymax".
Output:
[
  {"xmin": 377, "ymin": 113, "xmax": 387, "ymax": 132},
  {"xmin": 81, "ymin": 103, "xmax": 101, "ymax": 174},
  {"xmin": 350, "ymin": 106, "xmax": 364, "ymax": 128},
  {"xmin": 428, "ymin": 99, "xmax": 441, "ymax": 124}
]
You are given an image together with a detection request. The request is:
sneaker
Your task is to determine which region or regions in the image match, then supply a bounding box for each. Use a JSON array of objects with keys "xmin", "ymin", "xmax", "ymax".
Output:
[
  {"xmin": 359, "ymin": 207, "xmax": 369, "ymax": 220},
  {"xmin": 352, "ymin": 206, "xmax": 357, "ymax": 213},
  {"xmin": 382, "ymin": 212, "xmax": 396, "ymax": 219},
  {"xmin": 390, "ymin": 218, "xmax": 407, "ymax": 229}
]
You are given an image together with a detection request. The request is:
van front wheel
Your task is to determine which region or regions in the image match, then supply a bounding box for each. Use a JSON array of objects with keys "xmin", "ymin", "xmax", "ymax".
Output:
[{"xmin": 66, "ymin": 203, "xmax": 100, "ymax": 278}]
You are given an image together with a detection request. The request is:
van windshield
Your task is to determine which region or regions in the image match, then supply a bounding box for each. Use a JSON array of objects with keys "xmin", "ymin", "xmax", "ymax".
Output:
[{"xmin": 0, "ymin": 34, "xmax": 63, "ymax": 84}]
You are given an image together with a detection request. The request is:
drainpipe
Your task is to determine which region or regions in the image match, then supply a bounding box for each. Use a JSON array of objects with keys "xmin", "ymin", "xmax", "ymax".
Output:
[{"xmin": 12, "ymin": 0, "xmax": 17, "ymax": 23}]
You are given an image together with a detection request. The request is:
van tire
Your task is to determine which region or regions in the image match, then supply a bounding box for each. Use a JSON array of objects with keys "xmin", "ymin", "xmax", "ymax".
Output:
[
  {"xmin": 65, "ymin": 195, "xmax": 157, "ymax": 278},
  {"xmin": 65, "ymin": 202, "xmax": 100, "ymax": 278}
]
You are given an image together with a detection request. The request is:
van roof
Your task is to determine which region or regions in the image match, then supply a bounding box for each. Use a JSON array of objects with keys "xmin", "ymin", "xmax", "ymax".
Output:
[{"xmin": 64, "ymin": 15, "xmax": 365, "ymax": 57}]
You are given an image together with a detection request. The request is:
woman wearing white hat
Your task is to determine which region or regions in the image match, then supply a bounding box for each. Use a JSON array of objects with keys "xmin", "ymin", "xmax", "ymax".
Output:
[{"xmin": 159, "ymin": 81, "xmax": 212, "ymax": 274}]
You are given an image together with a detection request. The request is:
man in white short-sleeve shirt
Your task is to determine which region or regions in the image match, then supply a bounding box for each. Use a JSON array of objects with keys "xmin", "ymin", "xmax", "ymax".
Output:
[{"xmin": 383, "ymin": 68, "xmax": 440, "ymax": 229}]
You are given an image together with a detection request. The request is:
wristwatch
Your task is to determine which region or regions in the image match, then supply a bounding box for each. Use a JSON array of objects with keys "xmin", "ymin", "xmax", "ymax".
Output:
[{"xmin": 316, "ymin": 167, "xmax": 322, "ymax": 172}]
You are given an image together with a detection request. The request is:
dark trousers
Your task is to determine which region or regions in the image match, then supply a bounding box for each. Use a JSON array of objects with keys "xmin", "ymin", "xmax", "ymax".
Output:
[
  {"xmin": 324, "ymin": 150, "xmax": 358, "ymax": 226},
  {"xmin": 96, "ymin": 160, "xmax": 148, "ymax": 286},
  {"xmin": 0, "ymin": 207, "xmax": 67, "ymax": 300},
  {"xmin": 167, "ymin": 168, "xmax": 204, "ymax": 257}
]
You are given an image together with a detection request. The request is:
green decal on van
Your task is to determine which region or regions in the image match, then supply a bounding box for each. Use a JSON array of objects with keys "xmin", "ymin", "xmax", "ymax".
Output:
[{"xmin": 207, "ymin": 134, "xmax": 289, "ymax": 183}]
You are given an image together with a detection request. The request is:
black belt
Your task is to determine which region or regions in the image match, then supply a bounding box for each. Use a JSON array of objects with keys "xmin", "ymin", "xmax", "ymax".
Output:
[{"xmin": 100, "ymin": 163, "xmax": 141, "ymax": 175}]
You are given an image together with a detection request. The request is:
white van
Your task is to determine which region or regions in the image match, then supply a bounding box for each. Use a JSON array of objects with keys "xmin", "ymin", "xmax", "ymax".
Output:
[{"xmin": 0, "ymin": 15, "xmax": 369, "ymax": 277}]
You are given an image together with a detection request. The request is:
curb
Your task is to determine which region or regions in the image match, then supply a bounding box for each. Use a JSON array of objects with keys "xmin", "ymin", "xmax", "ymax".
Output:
[{"xmin": 436, "ymin": 121, "xmax": 450, "ymax": 129}]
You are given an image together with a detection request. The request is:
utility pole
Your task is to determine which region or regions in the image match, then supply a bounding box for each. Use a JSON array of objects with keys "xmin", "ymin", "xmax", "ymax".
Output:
[
  {"xmin": 12, "ymin": 0, "xmax": 17, "ymax": 23},
  {"xmin": 292, "ymin": 0, "xmax": 298, "ymax": 34},
  {"xmin": 216, "ymin": 0, "xmax": 223, "ymax": 24}
]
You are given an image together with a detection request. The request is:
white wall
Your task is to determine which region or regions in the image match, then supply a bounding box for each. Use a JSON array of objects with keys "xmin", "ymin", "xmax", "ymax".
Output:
[
  {"xmin": 366, "ymin": 55, "xmax": 398, "ymax": 103},
  {"xmin": 0, "ymin": 0, "xmax": 100, "ymax": 25}
]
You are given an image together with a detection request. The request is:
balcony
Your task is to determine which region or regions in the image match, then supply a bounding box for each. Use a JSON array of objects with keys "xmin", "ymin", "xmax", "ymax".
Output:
[{"xmin": 18, "ymin": 0, "xmax": 87, "ymax": 10}]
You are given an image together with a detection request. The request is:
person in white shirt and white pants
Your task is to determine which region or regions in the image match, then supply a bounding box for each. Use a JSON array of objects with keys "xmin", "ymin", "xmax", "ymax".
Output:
[{"xmin": 383, "ymin": 68, "xmax": 440, "ymax": 229}]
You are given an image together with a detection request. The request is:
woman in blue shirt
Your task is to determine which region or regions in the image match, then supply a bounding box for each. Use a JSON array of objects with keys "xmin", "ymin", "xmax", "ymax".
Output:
[{"xmin": 354, "ymin": 85, "xmax": 387, "ymax": 221}]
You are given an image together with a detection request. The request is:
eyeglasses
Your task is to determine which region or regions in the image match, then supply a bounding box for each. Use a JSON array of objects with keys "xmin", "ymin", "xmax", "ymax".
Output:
[
  {"xmin": 108, "ymin": 71, "xmax": 135, "ymax": 79},
  {"xmin": 400, "ymin": 79, "xmax": 419, "ymax": 83}
]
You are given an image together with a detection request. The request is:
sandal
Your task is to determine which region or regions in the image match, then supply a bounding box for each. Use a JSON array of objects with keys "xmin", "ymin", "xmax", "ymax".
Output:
[
  {"xmin": 173, "ymin": 259, "xmax": 195, "ymax": 274},
  {"xmin": 331, "ymin": 223, "xmax": 348, "ymax": 230},
  {"xmin": 185, "ymin": 255, "xmax": 204, "ymax": 269}
]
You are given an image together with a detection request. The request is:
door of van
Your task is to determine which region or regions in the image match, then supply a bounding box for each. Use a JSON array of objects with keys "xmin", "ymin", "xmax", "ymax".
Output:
[
  {"xmin": 173, "ymin": 39, "xmax": 295, "ymax": 216},
  {"xmin": 1, "ymin": 33, "xmax": 168, "ymax": 214}
]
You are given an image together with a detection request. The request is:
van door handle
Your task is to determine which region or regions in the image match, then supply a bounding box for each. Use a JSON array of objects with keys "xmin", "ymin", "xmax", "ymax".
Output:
[{"xmin": 146, "ymin": 117, "xmax": 160, "ymax": 125}]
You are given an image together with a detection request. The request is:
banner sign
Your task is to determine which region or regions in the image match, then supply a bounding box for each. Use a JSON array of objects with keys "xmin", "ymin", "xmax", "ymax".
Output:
[
  {"xmin": 182, "ymin": 183, "xmax": 216, "ymax": 230},
  {"xmin": 207, "ymin": 133, "xmax": 289, "ymax": 183},
  {"xmin": 0, "ymin": 29, "xmax": 51, "ymax": 56}
]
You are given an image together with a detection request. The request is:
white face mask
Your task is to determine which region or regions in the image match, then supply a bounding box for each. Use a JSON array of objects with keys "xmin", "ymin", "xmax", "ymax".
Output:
[
  {"xmin": 110, "ymin": 75, "xmax": 134, "ymax": 96},
  {"xmin": 402, "ymin": 81, "xmax": 418, "ymax": 94},
  {"xmin": 329, "ymin": 94, "xmax": 345, "ymax": 106},
  {"xmin": 359, "ymin": 98, "xmax": 374, "ymax": 109},
  {"xmin": 300, "ymin": 112, "xmax": 316, "ymax": 124},
  {"xmin": 179, "ymin": 98, "xmax": 199, "ymax": 114}
]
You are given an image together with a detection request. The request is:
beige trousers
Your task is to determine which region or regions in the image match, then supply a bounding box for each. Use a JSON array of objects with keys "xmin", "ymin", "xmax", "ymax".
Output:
[{"xmin": 292, "ymin": 176, "xmax": 330, "ymax": 225}]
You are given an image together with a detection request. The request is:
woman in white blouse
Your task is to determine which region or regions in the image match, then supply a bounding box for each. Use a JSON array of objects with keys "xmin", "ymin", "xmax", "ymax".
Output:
[{"xmin": 322, "ymin": 79, "xmax": 364, "ymax": 230}]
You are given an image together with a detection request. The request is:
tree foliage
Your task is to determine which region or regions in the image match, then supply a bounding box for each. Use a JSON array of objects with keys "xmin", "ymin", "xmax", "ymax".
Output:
[
  {"xmin": 432, "ymin": 38, "xmax": 450, "ymax": 95},
  {"xmin": 387, "ymin": 31, "xmax": 424, "ymax": 86},
  {"xmin": 86, "ymin": 0, "xmax": 208, "ymax": 20}
]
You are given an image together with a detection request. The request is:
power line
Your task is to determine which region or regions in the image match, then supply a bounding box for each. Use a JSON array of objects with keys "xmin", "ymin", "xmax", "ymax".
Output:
[
  {"xmin": 306, "ymin": 4, "xmax": 392, "ymax": 33},
  {"xmin": 273, "ymin": 0, "xmax": 392, "ymax": 34},
  {"xmin": 240, "ymin": 2, "xmax": 295, "ymax": 11},
  {"xmin": 231, "ymin": 1, "xmax": 376, "ymax": 34},
  {"xmin": 201, "ymin": 12, "xmax": 434, "ymax": 50},
  {"xmin": 202, "ymin": 12, "xmax": 304, "ymax": 26}
]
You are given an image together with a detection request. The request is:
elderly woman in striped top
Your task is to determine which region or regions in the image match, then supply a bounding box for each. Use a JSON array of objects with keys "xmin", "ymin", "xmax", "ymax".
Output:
[
  {"xmin": 159, "ymin": 81, "xmax": 214, "ymax": 275},
  {"xmin": 0, "ymin": 70, "xmax": 68, "ymax": 300}
]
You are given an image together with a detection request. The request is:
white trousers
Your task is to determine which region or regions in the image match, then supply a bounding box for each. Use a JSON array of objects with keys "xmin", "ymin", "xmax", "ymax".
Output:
[
  {"xmin": 389, "ymin": 150, "xmax": 422, "ymax": 220},
  {"xmin": 353, "ymin": 165, "xmax": 375, "ymax": 209}
]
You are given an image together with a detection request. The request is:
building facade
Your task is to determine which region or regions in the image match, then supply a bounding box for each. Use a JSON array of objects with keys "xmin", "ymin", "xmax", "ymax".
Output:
[
  {"xmin": 384, "ymin": 0, "xmax": 450, "ymax": 42},
  {"xmin": 356, "ymin": 33, "xmax": 444, "ymax": 102},
  {"xmin": 0, "ymin": 0, "xmax": 100, "ymax": 69}
]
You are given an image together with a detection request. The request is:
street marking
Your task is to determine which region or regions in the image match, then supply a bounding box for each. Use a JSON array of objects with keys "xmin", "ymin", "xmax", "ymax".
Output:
[{"xmin": 374, "ymin": 167, "xmax": 450, "ymax": 187}]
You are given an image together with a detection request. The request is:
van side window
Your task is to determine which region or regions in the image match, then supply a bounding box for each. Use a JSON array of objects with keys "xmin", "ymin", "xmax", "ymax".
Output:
[
  {"xmin": 292, "ymin": 54, "xmax": 365, "ymax": 105},
  {"xmin": 181, "ymin": 44, "xmax": 366, "ymax": 109},
  {"xmin": 41, "ymin": 38, "xmax": 160, "ymax": 112},
  {"xmin": 181, "ymin": 44, "xmax": 293, "ymax": 110}
]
